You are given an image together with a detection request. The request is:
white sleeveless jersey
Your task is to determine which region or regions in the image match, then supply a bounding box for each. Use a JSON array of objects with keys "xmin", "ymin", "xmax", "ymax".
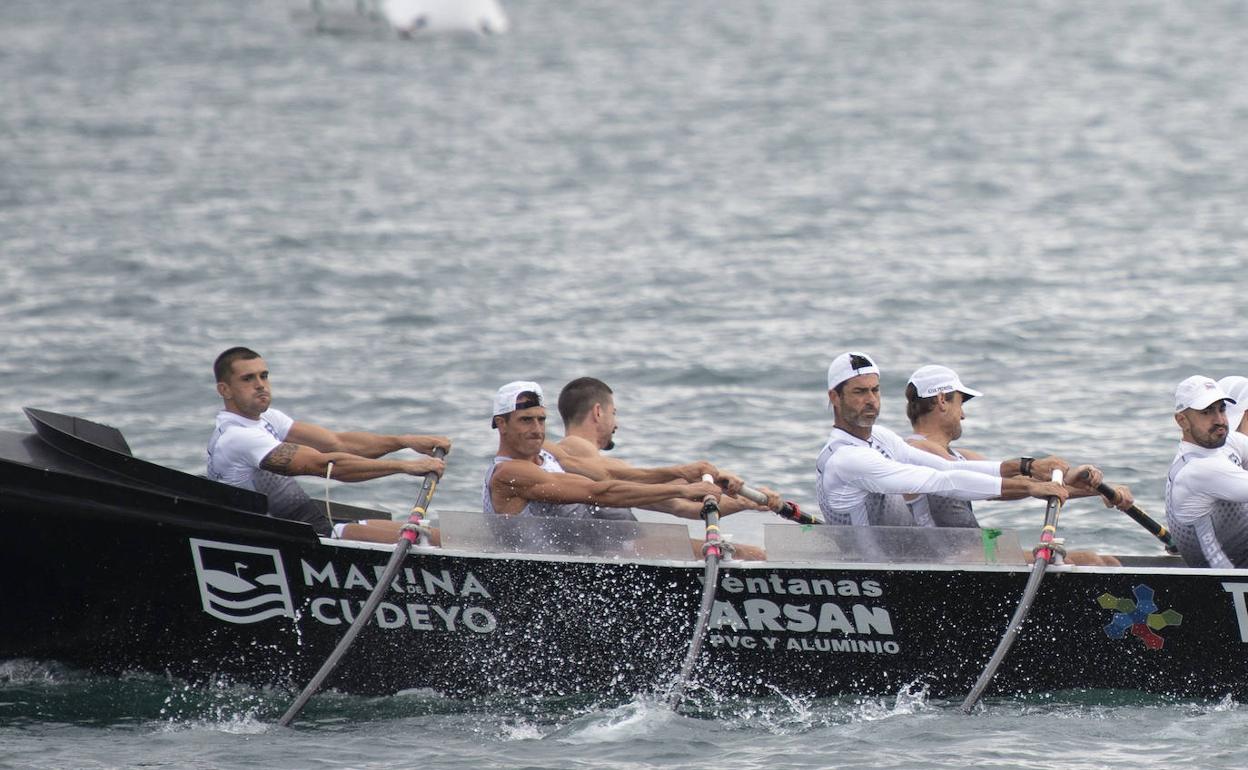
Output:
[
  {"xmin": 904, "ymin": 436, "xmax": 980, "ymax": 528},
  {"xmin": 482, "ymin": 449, "xmax": 594, "ymax": 519}
]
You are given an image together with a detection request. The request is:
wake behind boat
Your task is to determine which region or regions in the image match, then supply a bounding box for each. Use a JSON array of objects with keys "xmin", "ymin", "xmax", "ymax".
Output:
[{"xmin": 2, "ymin": 408, "xmax": 1246, "ymax": 703}]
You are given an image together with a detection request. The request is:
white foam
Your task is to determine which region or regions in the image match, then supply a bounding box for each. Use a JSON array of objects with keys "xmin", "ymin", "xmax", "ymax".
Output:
[
  {"xmin": 0, "ymin": 658, "xmax": 69, "ymax": 685},
  {"xmin": 553, "ymin": 697, "xmax": 672, "ymax": 744},
  {"xmin": 850, "ymin": 681, "xmax": 932, "ymax": 722},
  {"xmin": 499, "ymin": 719, "xmax": 544, "ymax": 741}
]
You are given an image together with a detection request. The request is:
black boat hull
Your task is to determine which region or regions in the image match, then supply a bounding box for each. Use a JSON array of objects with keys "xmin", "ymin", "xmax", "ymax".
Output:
[{"xmin": 3, "ymin": 410, "xmax": 1247, "ymax": 701}]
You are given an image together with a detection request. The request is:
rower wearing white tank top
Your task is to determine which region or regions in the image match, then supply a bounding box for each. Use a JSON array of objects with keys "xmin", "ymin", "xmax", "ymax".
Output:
[{"xmin": 482, "ymin": 381, "xmax": 767, "ymax": 559}]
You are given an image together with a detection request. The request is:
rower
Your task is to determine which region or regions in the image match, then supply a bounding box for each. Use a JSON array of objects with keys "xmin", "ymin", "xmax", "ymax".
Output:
[
  {"xmin": 815, "ymin": 351, "xmax": 1086, "ymax": 527},
  {"xmin": 1218, "ymin": 376, "xmax": 1248, "ymax": 443},
  {"xmin": 1165, "ymin": 375, "xmax": 1248, "ymax": 568},
  {"xmin": 207, "ymin": 346, "xmax": 450, "ymax": 544},
  {"xmin": 483, "ymin": 381, "xmax": 764, "ymax": 559},
  {"xmin": 903, "ymin": 363, "xmax": 1125, "ymax": 566}
]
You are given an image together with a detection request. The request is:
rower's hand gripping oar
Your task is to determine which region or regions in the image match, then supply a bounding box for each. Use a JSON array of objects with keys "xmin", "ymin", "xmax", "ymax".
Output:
[
  {"xmin": 737, "ymin": 484, "xmax": 822, "ymax": 525},
  {"xmin": 960, "ymin": 469, "xmax": 1065, "ymax": 714},
  {"xmin": 277, "ymin": 448, "xmax": 446, "ymax": 728},
  {"xmin": 1095, "ymin": 482, "xmax": 1179, "ymax": 555},
  {"xmin": 667, "ymin": 474, "xmax": 725, "ymax": 711}
]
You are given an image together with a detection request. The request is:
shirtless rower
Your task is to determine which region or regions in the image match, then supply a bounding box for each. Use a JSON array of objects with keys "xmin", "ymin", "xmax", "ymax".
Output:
[
  {"xmin": 554, "ymin": 376, "xmax": 780, "ymax": 521},
  {"xmin": 815, "ymin": 352, "xmax": 1100, "ymax": 528},
  {"xmin": 484, "ymin": 381, "xmax": 762, "ymax": 560},
  {"xmin": 1165, "ymin": 375, "xmax": 1248, "ymax": 568},
  {"xmin": 903, "ymin": 363, "xmax": 1125, "ymax": 566}
]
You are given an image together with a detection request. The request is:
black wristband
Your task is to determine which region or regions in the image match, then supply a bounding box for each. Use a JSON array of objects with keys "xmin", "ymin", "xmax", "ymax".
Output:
[{"xmin": 1019, "ymin": 456, "xmax": 1034, "ymax": 478}]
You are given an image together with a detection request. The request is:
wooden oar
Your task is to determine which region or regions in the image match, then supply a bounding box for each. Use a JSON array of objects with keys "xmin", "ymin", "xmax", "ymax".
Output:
[
  {"xmin": 667, "ymin": 474, "xmax": 725, "ymax": 711},
  {"xmin": 738, "ymin": 484, "xmax": 823, "ymax": 525},
  {"xmin": 1095, "ymin": 482, "xmax": 1179, "ymax": 555},
  {"xmin": 960, "ymin": 469, "xmax": 1065, "ymax": 713},
  {"xmin": 277, "ymin": 448, "xmax": 446, "ymax": 728}
]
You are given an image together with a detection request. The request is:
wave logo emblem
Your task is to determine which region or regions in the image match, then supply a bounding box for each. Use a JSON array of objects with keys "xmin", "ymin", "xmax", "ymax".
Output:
[
  {"xmin": 190, "ymin": 538, "xmax": 295, "ymax": 624},
  {"xmin": 1097, "ymin": 584, "xmax": 1182, "ymax": 650}
]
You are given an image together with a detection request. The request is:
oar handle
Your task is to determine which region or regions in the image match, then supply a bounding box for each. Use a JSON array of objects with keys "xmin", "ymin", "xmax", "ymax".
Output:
[
  {"xmin": 738, "ymin": 484, "xmax": 823, "ymax": 525},
  {"xmin": 1034, "ymin": 469, "xmax": 1065, "ymax": 562},
  {"xmin": 700, "ymin": 474, "xmax": 723, "ymax": 559},
  {"xmin": 1095, "ymin": 482, "xmax": 1179, "ymax": 555},
  {"xmin": 402, "ymin": 447, "xmax": 447, "ymax": 544}
]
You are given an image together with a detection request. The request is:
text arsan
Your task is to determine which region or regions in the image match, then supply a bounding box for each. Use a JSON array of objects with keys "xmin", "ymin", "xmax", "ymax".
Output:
[{"xmin": 710, "ymin": 598, "xmax": 893, "ymax": 635}]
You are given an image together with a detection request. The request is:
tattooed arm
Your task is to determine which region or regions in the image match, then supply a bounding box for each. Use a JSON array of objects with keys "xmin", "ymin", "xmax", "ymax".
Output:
[
  {"xmin": 259, "ymin": 442, "xmax": 444, "ymax": 481},
  {"xmin": 285, "ymin": 422, "xmax": 451, "ymax": 459}
]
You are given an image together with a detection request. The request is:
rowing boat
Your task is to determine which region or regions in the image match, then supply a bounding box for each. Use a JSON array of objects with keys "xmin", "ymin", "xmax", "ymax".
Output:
[{"xmin": 2, "ymin": 408, "xmax": 1244, "ymax": 701}]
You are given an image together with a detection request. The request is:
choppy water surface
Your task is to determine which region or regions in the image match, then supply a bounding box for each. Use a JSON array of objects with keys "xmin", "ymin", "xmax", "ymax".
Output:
[
  {"xmin": 3, "ymin": 0, "xmax": 1248, "ymax": 766},
  {"xmin": 5, "ymin": 659, "xmax": 1248, "ymax": 770}
]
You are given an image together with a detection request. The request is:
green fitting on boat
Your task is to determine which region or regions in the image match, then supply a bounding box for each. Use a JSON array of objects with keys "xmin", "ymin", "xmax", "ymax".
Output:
[{"xmin": 982, "ymin": 528, "xmax": 1002, "ymax": 563}]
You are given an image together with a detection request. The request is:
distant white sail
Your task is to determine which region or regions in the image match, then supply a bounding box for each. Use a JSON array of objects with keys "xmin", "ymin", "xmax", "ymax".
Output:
[{"xmin": 381, "ymin": 0, "xmax": 510, "ymax": 35}]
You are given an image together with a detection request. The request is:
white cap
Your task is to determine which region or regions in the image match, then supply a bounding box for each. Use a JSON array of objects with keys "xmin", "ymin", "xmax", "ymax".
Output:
[
  {"xmin": 1174, "ymin": 375, "xmax": 1235, "ymax": 413},
  {"xmin": 1218, "ymin": 376, "xmax": 1248, "ymax": 427},
  {"xmin": 827, "ymin": 352, "xmax": 880, "ymax": 391},
  {"xmin": 492, "ymin": 380, "xmax": 544, "ymax": 425},
  {"xmin": 907, "ymin": 364, "xmax": 983, "ymax": 401}
]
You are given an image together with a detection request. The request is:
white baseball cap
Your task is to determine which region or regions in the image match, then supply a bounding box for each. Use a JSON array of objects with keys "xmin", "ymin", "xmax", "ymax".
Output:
[
  {"xmin": 1174, "ymin": 375, "xmax": 1235, "ymax": 413},
  {"xmin": 1218, "ymin": 376, "xmax": 1248, "ymax": 427},
  {"xmin": 492, "ymin": 380, "xmax": 544, "ymax": 425},
  {"xmin": 827, "ymin": 352, "xmax": 880, "ymax": 391},
  {"xmin": 907, "ymin": 364, "xmax": 983, "ymax": 401}
]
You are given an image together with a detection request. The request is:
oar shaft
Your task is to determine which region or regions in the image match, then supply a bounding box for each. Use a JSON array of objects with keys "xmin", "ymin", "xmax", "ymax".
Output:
[
  {"xmin": 960, "ymin": 557, "xmax": 1049, "ymax": 712},
  {"xmin": 738, "ymin": 484, "xmax": 823, "ymax": 525},
  {"xmin": 278, "ymin": 449, "xmax": 446, "ymax": 728},
  {"xmin": 278, "ymin": 539, "xmax": 408, "ymax": 727},
  {"xmin": 961, "ymin": 470, "xmax": 1064, "ymax": 713},
  {"xmin": 667, "ymin": 475, "xmax": 724, "ymax": 711},
  {"xmin": 1095, "ymin": 482, "xmax": 1178, "ymax": 554},
  {"xmin": 1034, "ymin": 489, "xmax": 1064, "ymax": 563},
  {"xmin": 403, "ymin": 447, "xmax": 447, "ymax": 543}
]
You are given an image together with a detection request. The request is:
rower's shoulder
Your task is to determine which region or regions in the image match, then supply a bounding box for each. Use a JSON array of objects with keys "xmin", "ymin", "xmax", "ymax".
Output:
[
  {"xmin": 491, "ymin": 455, "xmax": 549, "ymax": 487},
  {"xmin": 905, "ymin": 435, "xmax": 955, "ymax": 460},
  {"xmin": 554, "ymin": 435, "xmax": 598, "ymax": 457},
  {"xmin": 547, "ymin": 437, "xmax": 614, "ymax": 480},
  {"xmin": 1227, "ymin": 431, "xmax": 1248, "ymax": 459}
]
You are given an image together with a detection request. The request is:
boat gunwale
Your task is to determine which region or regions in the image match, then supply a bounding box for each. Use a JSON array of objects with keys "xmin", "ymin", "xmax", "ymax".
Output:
[{"xmin": 0, "ymin": 408, "xmax": 1210, "ymax": 580}]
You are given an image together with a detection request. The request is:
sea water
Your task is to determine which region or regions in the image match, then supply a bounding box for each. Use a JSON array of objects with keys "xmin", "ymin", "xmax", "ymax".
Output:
[{"xmin": 3, "ymin": 0, "xmax": 1248, "ymax": 766}]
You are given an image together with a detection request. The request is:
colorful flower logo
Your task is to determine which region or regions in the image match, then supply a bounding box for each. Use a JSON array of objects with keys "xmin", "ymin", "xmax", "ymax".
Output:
[{"xmin": 1096, "ymin": 584, "xmax": 1182, "ymax": 650}]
